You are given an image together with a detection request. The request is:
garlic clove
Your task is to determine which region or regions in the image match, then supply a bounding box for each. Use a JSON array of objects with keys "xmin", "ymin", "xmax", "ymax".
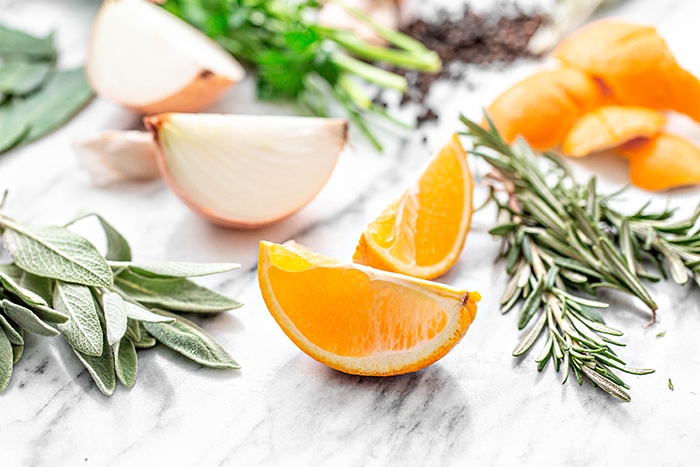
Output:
[
  {"xmin": 86, "ymin": 0, "xmax": 245, "ymax": 115},
  {"xmin": 144, "ymin": 113, "xmax": 348, "ymax": 229},
  {"xmin": 318, "ymin": 0, "xmax": 400, "ymax": 46},
  {"xmin": 74, "ymin": 130, "xmax": 161, "ymax": 187}
]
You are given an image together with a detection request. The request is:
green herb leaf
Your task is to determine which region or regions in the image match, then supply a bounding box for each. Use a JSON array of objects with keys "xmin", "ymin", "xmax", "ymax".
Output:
[
  {"xmin": 0, "ymin": 61, "xmax": 52, "ymax": 95},
  {"xmin": 114, "ymin": 338, "xmax": 138, "ymax": 388},
  {"xmin": 72, "ymin": 328, "xmax": 115, "ymax": 396},
  {"xmin": 67, "ymin": 213, "xmax": 132, "ymax": 262},
  {"xmin": 123, "ymin": 301, "xmax": 174, "ymax": 323},
  {"xmin": 0, "ymin": 313, "xmax": 23, "ymax": 345},
  {"xmin": 17, "ymin": 67, "xmax": 93, "ymax": 143},
  {"xmin": 115, "ymin": 269, "xmax": 241, "ymax": 313},
  {"xmin": 0, "ymin": 269, "xmax": 49, "ymax": 307},
  {"xmin": 2, "ymin": 299, "xmax": 58, "ymax": 336},
  {"xmin": 54, "ymin": 282, "xmax": 103, "ymax": 356},
  {"xmin": 1, "ymin": 219, "xmax": 113, "ymax": 287},
  {"xmin": 0, "ymin": 24, "xmax": 55, "ymax": 60},
  {"xmin": 0, "ymin": 103, "xmax": 29, "ymax": 153},
  {"xmin": 144, "ymin": 309, "xmax": 239, "ymax": 369},
  {"xmin": 0, "ymin": 327, "xmax": 13, "ymax": 392},
  {"xmin": 668, "ymin": 378, "xmax": 674, "ymax": 391},
  {"xmin": 112, "ymin": 262, "xmax": 240, "ymax": 278},
  {"xmin": 102, "ymin": 291, "xmax": 128, "ymax": 346}
]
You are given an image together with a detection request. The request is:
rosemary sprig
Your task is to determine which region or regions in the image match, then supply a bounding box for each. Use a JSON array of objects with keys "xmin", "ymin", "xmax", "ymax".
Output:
[{"xmin": 460, "ymin": 114, "xmax": 700, "ymax": 402}]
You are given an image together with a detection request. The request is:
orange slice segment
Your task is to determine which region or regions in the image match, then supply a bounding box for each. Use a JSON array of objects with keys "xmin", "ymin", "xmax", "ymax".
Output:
[
  {"xmin": 552, "ymin": 19, "xmax": 700, "ymax": 122},
  {"xmin": 258, "ymin": 241, "xmax": 480, "ymax": 376},
  {"xmin": 352, "ymin": 134, "xmax": 473, "ymax": 280},
  {"xmin": 618, "ymin": 133, "xmax": 700, "ymax": 191},
  {"xmin": 485, "ymin": 67, "xmax": 604, "ymax": 150},
  {"xmin": 561, "ymin": 105, "xmax": 666, "ymax": 157}
]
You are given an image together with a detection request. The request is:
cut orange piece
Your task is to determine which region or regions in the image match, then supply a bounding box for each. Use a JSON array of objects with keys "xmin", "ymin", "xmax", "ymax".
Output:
[
  {"xmin": 258, "ymin": 241, "xmax": 480, "ymax": 376},
  {"xmin": 618, "ymin": 133, "xmax": 700, "ymax": 191},
  {"xmin": 561, "ymin": 105, "xmax": 666, "ymax": 157},
  {"xmin": 552, "ymin": 19, "xmax": 700, "ymax": 122},
  {"xmin": 485, "ymin": 67, "xmax": 604, "ymax": 150},
  {"xmin": 353, "ymin": 134, "xmax": 473, "ymax": 280}
]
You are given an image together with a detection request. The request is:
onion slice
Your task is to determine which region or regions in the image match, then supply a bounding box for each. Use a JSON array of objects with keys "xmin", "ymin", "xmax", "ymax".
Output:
[
  {"xmin": 86, "ymin": 0, "xmax": 245, "ymax": 114},
  {"xmin": 144, "ymin": 113, "xmax": 348, "ymax": 229}
]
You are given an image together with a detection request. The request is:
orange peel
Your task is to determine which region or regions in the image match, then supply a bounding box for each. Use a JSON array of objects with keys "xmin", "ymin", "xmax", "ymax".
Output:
[
  {"xmin": 485, "ymin": 67, "xmax": 604, "ymax": 150},
  {"xmin": 618, "ymin": 133, "xmax": 700, "ymax": 191},
  {"xmin": 552, "ymin": 19, "xmax": 700, "ymax": 122},
  {"xmin": 561, "ymin": 105, "xmax": 666, "ymax": 157}
]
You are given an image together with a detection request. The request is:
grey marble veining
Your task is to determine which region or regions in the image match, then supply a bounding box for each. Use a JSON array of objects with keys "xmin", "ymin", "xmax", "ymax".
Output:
[{"xmin": 1, "ymin": 0, "xmax": 700, "ymax": 466}]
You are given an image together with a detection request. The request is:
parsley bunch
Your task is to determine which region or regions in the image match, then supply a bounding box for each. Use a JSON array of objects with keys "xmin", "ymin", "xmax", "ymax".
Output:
[{"xmin": 161, "ymin": 0, "xmax": 441, "ymax": 150}]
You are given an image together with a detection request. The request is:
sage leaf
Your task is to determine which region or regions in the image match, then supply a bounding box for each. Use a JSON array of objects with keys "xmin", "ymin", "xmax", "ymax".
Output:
[
  {"xmin": 12, "ymin": 342, "xmax": 23, "ymax": 364},
  {"xmin": 0, "ymin": 61, "xmax": 52, "ymax": 95},
  {"xmin": 112, "ymin": 262, "xmax": 240, "ymax": 278},
  {"xmin": 115, "ymin": 269, "xmax": 242, "ymax": 313},
  {"xmin": 102, "ymin": 292, "xmax": 128, "ymax": 346},
  {"xmin": 0, "ymin": 24, "xmax": 55, "ymax": 60},
  {"xmin": 0, "ymin": 103, "xmax": 28, "ymax": 153},
  {"xmin": 1, "ymin": 221, "xmax": 113, "ymax": 287},
  {"xmin": 114, "ymin": 339, "xmax": 137, "ymax": 388},
  {"xmin": 0, "ymin": 313, "xmax": 23, "ymax": 345},
  {"xmin": 0, "ymin": 328, "xmax": 12, "ymax": 393},
  {"xmin": 18, "ymin": 67, "xmax": 94, "ymax": 143},
  {"xmin": 0, "ymin": 269, "xmax": 49, "ymax": 307},
  {"xmin": 54, "ymin": 282, "xmax": 103, "ymax": 356},
  {"xmin": 0, "ymin": 264, "xmax": 55, "ymax": 304},
  {"xmin": 144, "ymin": 310, "xmax": 240, "ymax": 369},
  {"xmin": 68, "ymin": 213, "xmax": 131, "ymax": 262},
  {"xmin": 2, "ymin": 299, "xmax": 59, "ymax": 336},
  {"xmin": 123, "ymin": 301, "xmax": 174, "ymax": 323},
  {"xmin": 72, "ymin": 329, "xmax": 115, "ymax": 396}
]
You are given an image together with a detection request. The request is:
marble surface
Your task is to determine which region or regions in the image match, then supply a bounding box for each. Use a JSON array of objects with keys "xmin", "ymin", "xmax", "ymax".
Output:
[{"xmin": 1, "ymin": 0, "xmax": 700, "ymax": 466}]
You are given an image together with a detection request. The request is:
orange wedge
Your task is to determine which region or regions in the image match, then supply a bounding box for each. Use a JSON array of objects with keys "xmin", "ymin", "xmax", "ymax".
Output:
[
  {"xmin": 561, "ymin": 105, "xmax": 666, "ymax": 157},
  {"xmin": 258, "ymin": 241, "xmax": 480, "ymax": 376},
  {"xmin": 352, "ymin": 134, "xmax": 473, "ymax": 280},
  {"xmin": 485, "ymin": 67, "xmax": 604, "ymax": 150},
  {"xmin": 552, "ymin": 19, "xmax": 700, "ymax": 122},
  {"xmin": 618, "ymin": 133, "xmax": 700, "ymax": 191}
]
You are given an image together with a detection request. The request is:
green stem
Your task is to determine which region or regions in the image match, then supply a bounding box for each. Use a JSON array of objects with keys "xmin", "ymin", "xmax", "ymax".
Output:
[{"xmin": 331, "ymin": 53, "xmax": 407, "ymax": 91}]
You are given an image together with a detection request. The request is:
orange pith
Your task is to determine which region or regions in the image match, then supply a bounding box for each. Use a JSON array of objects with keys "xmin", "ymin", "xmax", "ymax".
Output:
[
  {"xmin": 484, "ymin": 67, "xmax": 604, "ymax": 150},
  {"xmin": 618, "ymin": 133, "xmax": 700, "ymax": 191},
  {"xmin": 258, "ymin": 241, "xmax": 480, "ymax": 376},
  {"xmin": 552, "ymin": 19, "xmax": 700, "ymax": 122},
  {"xmin": 352, "ymin": 134, "xmax": 473, "ymax": 280},
  {"xmin": 561, "ymin": 105, "xmax": 666, "ymax": 157}
]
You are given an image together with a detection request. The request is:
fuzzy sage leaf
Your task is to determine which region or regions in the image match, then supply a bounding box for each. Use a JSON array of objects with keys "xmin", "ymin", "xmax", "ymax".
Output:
[
  {"xmin": 114, "ymin": 338, "xmax": 138, "ymax": 388},
  {"xmin": 0, "ymin": 328, "xmax": 12, "ymax": 392},
  {"xmin": 144, "ymin": 310, "xmax": 240, "ymax": 369},
  {"xmin": 115, "ymin": 269, "xmax": 242, "ymax": 313},
  {"xmin": 54, "ymin": 282, "xmax": 103, "ymax": 356},
  {"xmin": 2, "ymin": 299, "xmax": 59, "ymax": 337},
  {"xmin": 102, "ymin": 291, "xmax": 128, "ymax": 346},
  {"xmin": 1, "ymin": 218, "xmax": 113, "ymax": 287}
]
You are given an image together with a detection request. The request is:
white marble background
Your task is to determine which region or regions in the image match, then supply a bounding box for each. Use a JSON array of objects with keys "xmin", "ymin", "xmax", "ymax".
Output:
[{"xmin": 0, "ymin": 0, "xmax": 699, "ymax": 465}]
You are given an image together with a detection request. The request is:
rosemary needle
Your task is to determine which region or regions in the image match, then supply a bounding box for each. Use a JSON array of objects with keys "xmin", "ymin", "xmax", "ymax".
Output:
[{"xmin": 460, "ymin": 114, "xmax": 700, "ymax": 402}]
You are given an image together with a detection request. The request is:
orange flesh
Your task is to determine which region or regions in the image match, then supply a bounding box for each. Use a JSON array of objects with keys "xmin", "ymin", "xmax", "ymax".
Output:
[
  {"xmin": 353, "ymin": 134, "xmax": 472, "ymax": 279},
  {"xmin": 268, "ymin": 266, "xmax": 447, "ymax": 356}
]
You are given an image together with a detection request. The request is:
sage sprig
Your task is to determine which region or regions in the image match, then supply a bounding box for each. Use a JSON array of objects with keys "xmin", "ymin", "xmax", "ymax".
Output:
[
  {"xmin": 0, "ymin": 24, "xmax": 93, "ymax": 154},
  {"xmin": 460, "ymin": 114, "xmax": 700, "ymax": 402},
  {"xmin": 0, "ymin": 211, "xmax": 242, "ymax": 395}
]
